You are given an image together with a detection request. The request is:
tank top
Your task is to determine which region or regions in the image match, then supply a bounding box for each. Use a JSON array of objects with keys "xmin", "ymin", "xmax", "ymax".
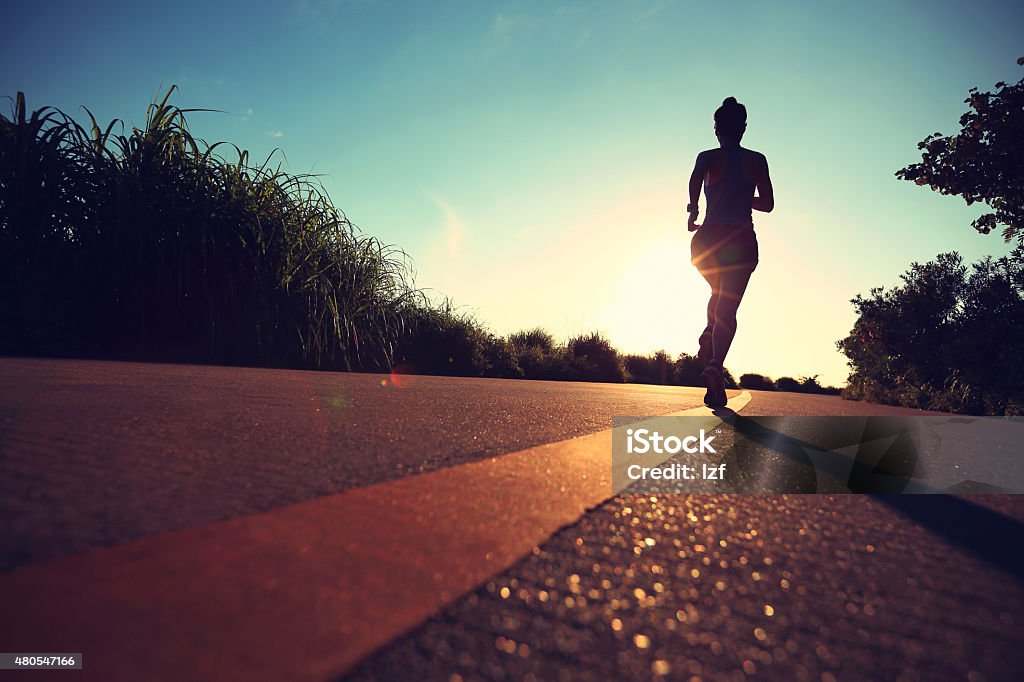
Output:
[{"xmin": 703, "ymin": 146, "xmax": 754, "ymax": 226}]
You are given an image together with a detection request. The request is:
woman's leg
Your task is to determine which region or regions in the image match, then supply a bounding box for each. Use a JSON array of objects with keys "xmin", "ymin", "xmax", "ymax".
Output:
[
  {"xmin": 697, "ymin": 267, "xmax": 728, "ymax": 407},
  {"xmin": 710, "ymin": 266, "xmax": 754, "ymax": 365},
  {"xmin": 698, "ymin": 269, "xmax": 721, "ymax": 364}
]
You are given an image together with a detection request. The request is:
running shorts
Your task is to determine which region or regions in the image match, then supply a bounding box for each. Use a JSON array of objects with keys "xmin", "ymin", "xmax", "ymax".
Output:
[{"xmin": 690, "ymin": 223, "xmax": 759, "ymax": 275}]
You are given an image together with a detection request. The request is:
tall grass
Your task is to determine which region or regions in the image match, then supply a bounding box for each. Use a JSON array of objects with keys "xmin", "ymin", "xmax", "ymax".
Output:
[{"xmin": 1, "ymin": 88, "xmax": 417, "ymax": 370}]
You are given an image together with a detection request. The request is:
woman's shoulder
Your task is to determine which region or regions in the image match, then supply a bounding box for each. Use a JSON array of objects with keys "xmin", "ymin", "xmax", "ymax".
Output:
[
  {"xmin": 696, "ymin": 147, "xmax": 726, "ymax": 166},
  {"xmin": 740, "ymin": 146, "xmax": 768, "ymax": 162}
]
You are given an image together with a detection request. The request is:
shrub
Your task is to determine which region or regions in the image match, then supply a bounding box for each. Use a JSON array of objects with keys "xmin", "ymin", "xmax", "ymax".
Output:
[
  {"xmin": 674, "ymin": 353, "xmax": 705, "ymax": 387},
  {"xmin": 567, "ymin": 332, "xmax": 625, "ymax": 383},
  {"xmin": 509, "ymin": 329, "xmax": 573, "ymax": 380},
  {"xmin": 395, "ymin": 303, "xmax": 494, "ymax": 377},
  {"xmin": 483, "ymin": 335, "xmax": 523, "ymax": 379},
  {"xmin": 838, "ymin": 249, "xmax": 1024, "ymax": 415},
  {"xmin": 740, "ymin": 373, "xmax": 775, "ymax": 391},
  {"xmin": 508, "ymin": 328, "xmax": 556, "ymax": 353},
  {"xmin": 624, "ymin": 350, "xmax": 674, "ymax": 384},
  {"xmin": 774, "ymin": 376, "xmax": 802, "ymax": 392}
]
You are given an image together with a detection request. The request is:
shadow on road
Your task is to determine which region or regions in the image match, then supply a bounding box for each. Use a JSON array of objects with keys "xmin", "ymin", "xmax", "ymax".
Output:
[
  {"xmin": 879, "ymin": 495, "xmax": 1024, "ymax": 581},
  {"xmin": 715, "ymin": 412, "xmax": 1024, "ymax": 582}
]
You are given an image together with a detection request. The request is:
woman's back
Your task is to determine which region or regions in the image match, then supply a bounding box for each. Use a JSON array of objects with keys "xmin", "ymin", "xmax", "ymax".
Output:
[{"xmin": 702, "ymin": 146, "xmax": 761, "ymax": 226}]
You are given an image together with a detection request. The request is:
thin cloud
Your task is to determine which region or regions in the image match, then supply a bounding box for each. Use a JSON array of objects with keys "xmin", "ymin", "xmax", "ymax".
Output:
[
  {"xmin": 266, "ymin": 130, "xmax": 284, "ymax": 138},
  {"xmin": 493, "ymin": 12, "xmax": 534, "ymax": 42},
  {"xmin": 637, "ymin": 0, "xmax": 672, "ymax": 22},
  {"xmin": 575, "ymin": 27, "xmax": 592, "ymax": 49},
  {"xmin": 432, "ymin": 197, "xmax": 466, "ymax": 259},
  {"xmin": 513, "ymin": 225, "xmax": 536, "ymax": 239}
]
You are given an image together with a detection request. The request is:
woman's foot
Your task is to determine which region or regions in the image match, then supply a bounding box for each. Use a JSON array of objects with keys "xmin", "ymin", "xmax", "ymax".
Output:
[{"xmin": 701, "ymin": 363, "xmax": 728, "ymax": 408}]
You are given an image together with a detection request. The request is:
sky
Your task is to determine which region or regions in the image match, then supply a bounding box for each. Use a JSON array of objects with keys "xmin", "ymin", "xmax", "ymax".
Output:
[{"xmin": 4, "ymin": 0, "xmax": 1023, "ymax": 386}]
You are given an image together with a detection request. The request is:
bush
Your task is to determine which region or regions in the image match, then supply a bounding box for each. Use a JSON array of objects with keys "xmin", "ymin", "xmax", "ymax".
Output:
[
  {"xmin": 509, "ymin": 329, "xmax": 573, "ymax": 380},
  {"xmin": 740, "ymin": 373, "xmax": 776, "ymax": 391},
  {"xmin": 567, "ymin": 332, "xmax": 625, "ymax": 383},
  {"xmin": 483, "ymin": 336, "xmax": 523, "ymax": 379},
  {"xmin": 508, "ymin": 328, "xmax": 556, "ymax": 353},
  {"xmin": 624, "ymin": 350, "xmax": 674, "ymax": 384},
  {"xmin": 673, "ymin": 353, "xmax": 705, "ymax": 387},
  {"xmin": 838, "ymin": 249, "xmax": 1024, "ymax": 415},
  {"xmin": 395, "ymin": 303, "xmax": 493, "ymax": 376},
  {"xmin": 513, "ymin": 344, "xmax": 554, "ymax": 380},
  {"xmin": 774, "ymin": 377, "xmax": 802, "ymax": 392}
]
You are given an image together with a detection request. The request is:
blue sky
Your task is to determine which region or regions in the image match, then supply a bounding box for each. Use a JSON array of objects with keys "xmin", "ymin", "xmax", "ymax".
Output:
[{"xmin": 5, "ymin": 1, "xmax": 1023, "ymax": 385}]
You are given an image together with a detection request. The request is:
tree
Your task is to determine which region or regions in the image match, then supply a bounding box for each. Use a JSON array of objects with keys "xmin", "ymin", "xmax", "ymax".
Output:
[
  {"xmin": 625, "ymin": 350, "xmax": 674, "ymax": 384},
  {"xmin": 838, "ymin": 248, "xmax": 1024, "ymax": 415},
  {"xmin": 739, "ymin": 373, "xmax": 775, "ymax": 391},
  {"xmin": 896, "ymin": 58, "xmax": 1024, "ymax": 243},
  {"xmin": 774, "ymin": 377, "xmax": 801, "ymax": 393},
  {"xmin": 798, "ymin": 375, "xmax": 824, "ymax": 394}
]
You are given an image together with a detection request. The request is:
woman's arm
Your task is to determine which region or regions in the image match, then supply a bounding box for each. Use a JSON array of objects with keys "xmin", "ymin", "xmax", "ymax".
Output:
[
  {"xmin": 752, "ymin": 153, "xmax": 774, "ymax": 213},
  {"xmin": 687, "ymin": 152, "xmax": 707, "ymax": 231}
]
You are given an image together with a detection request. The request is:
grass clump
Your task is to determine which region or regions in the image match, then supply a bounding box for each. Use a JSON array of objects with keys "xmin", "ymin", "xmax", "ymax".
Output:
[{"xmin": 0, "ymin": 88, "xmax": 416, "ymax": 370}]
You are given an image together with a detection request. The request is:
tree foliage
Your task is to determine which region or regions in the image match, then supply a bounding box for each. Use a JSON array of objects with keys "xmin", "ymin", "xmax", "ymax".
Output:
[
  {"xmin": 838, "ymin": 248, "xmax": 1024, "ymax": 415},
  {"xmin": 624, "ymin": 351, "xmax": 674, "ymax": 385},
  {"xmin": 896, "ymin": 57, "xmax": 1024, "ymax": 243},
  {"xmin": 739, "ymin": 373, "xmax": 775, "ymax": 391},
  {"xmin": 774, "ymin": 377, "xmax": 801, "ymax": 393}
]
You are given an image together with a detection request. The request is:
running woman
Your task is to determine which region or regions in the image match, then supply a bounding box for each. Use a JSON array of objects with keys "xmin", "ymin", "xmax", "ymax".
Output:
[{"xmin": 687, "ymin": 97, "xmax": 774, "ymax": 407}]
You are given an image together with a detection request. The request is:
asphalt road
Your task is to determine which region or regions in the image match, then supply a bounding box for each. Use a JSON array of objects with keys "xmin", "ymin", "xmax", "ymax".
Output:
[
  {"xmin": 1, "ymin": 358, "xmax": 1022, "ymax": 681},
  {"xmin": 0, "ymin": 357, "xmax": 717, "ymax": 569},
  {"xmin": 0, "ymin": 358, "xmax": 939, "ymax": 570},
  {"xmin": 347, "ymin": 493, "xmax": 1024, "ymax": 682}
]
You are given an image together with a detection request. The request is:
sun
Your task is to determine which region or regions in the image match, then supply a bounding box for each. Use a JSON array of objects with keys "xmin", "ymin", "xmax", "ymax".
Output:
[{"xmin": 598, "ymin": 231, "xmax": 708, "ymax": 357}]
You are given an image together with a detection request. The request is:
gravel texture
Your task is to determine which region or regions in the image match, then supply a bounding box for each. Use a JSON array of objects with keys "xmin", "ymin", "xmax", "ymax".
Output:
[{"xmin": 345, "ymin": 494, "xmax": 1024, "ymax": 681}]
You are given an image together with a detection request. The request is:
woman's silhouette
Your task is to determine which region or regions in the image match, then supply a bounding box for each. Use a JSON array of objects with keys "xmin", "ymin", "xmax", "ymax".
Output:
[{"xmin": 687, "ymin": 97, "xmax": 774, "ymax": 407}]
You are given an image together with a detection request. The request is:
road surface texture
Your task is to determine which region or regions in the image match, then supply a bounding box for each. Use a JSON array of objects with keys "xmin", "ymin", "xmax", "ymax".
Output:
[
  {"xmin": 0, "ymin": 358, "xmax": 716, "ymax": 569},
  {"xmin": 1, "ymin": 358, "xmax": 1021, "ymax": 681}
]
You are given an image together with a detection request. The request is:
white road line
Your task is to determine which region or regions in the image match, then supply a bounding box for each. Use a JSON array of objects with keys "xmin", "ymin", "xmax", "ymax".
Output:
[{"xmin": 0, "ymin": 390, "xmax": 752, "ymax": 682}]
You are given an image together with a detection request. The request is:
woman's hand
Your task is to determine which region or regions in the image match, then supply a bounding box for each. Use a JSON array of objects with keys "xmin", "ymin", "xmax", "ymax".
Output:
[{"xmin": 687, "ymin": 210, "xmax": 701, "ymax": 232}]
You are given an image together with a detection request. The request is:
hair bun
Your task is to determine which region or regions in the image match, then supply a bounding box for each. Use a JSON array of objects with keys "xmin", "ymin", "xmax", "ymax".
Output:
[{"xmin": 723, "ymin": 96, "xmax": 738, "ymax": 106}]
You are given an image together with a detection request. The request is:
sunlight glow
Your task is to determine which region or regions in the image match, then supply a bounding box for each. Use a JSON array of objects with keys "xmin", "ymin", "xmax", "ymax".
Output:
[{"xmin": 599, "ymin": 232, "xmax": 707, "ymax": 357}]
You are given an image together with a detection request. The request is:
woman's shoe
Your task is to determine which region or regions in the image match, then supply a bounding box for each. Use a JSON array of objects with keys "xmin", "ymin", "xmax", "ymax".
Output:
[{"xmin": 701, "ymin": 364, "xmax": 728, "ymax": 408}]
